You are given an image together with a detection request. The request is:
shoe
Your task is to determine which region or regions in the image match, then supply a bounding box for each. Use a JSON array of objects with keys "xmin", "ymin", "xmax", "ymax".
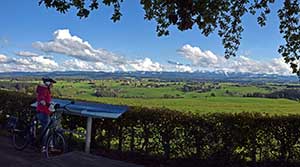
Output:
[
  {"xmin": 49, "ymin": 147, "xmax": 62, "ymax": 153},
  {"xmin": 41, "ymin": 146, "xmax": 46, "ymax": 153}
]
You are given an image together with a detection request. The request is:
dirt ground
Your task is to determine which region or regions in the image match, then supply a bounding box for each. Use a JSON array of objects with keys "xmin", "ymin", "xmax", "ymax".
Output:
[
  {"xmin": 0, "ymin": 136, "xmax": 41, "ymax": 167},
  {"xmin": 0, "ymin": 136, "xmax": 143, "ymax": 167}
]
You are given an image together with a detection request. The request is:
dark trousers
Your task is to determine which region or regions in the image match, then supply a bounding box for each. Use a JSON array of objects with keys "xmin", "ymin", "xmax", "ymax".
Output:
[{"xmin": 36, "ymin": 112, "xmax": 50, "ymax": 146}]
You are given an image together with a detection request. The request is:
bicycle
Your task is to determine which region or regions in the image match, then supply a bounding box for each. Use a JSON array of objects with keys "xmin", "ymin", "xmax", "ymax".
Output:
[{"xmin": 10, "ymin": 102, "xmax": 73, "ymax": 158}]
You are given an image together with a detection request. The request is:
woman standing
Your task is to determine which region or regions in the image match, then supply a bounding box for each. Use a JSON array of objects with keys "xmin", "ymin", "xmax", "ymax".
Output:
[{"xmin": 36, "ymin": 77, "xmax": 56, "ymax": 152}]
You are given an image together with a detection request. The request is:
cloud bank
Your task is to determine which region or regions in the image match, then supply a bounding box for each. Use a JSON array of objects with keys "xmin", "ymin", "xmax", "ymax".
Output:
[
  {"xmin": 178, "ymin": 44, "xmax": 219, "ymax": 67},
  {"xmin": 16, "ymin": 51, "xmax": 40, "ymax": 57},
  {"xmin": 0, "ymin": 30, "xmax": 293, "ymax": 75},
  {"xmin": 33, "ymin": 29, "xmax": 124, "ymax": 65},
  {"xmin": 177, "ymin": 44, "xmax": 292, "ymax": 75},
  {"xmin": 32, "ymin": 29, "xmax": 163, "ymax": 72},
  {"xmin": 0, "ymin": 53, "xmax": 59, "ymax": 72}
]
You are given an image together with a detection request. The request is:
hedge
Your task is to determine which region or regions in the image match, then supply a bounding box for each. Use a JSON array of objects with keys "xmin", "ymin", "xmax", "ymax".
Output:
[{"xmin": 1, "ymin": 90, "xmax": 300, "ymax": 167}]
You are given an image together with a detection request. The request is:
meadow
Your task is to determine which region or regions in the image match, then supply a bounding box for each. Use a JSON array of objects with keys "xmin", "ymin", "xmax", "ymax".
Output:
[
  {"xmin": 1, "ymin": 78, "xmax": 300, "ymax": 114},
  {"xmin": 51, "ymin": 79, "xmax": 300, "ymax": 115}
]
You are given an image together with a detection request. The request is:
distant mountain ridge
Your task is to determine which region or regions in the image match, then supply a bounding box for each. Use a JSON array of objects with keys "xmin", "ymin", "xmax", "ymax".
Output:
[{"xmin": 0, "ymin": 71, "xmax": 298, "ymax": 83}]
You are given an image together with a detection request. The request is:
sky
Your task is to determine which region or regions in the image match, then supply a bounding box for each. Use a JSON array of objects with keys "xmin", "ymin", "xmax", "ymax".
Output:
[{"xmin": 0, "ymin": 0, "xmax": 293, "ymax": 75}]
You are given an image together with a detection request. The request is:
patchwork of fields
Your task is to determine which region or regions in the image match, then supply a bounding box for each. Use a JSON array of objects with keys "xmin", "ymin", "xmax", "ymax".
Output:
[{"xmin": 1, "ymin": 79, "xmax": 300, "ymax": 114}]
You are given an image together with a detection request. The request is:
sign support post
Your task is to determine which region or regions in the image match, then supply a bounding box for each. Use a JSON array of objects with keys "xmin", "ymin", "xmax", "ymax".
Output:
[{"xmin": 85, "ymin": 116, "xmax": 93, "ymax": 153}]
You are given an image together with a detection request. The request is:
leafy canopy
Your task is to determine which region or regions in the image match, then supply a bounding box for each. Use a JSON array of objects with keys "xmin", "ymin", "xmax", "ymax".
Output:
[{"xmin": 39, "ymin": 0, "xmax": 300, "ymax": 75}]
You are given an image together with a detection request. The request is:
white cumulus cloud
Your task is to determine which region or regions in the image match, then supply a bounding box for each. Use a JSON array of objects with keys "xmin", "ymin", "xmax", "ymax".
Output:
[
  {"xmin": 62, "ymin": 59, "xmax": 114, "ymax": 72},
  {"xmin": 31, "ymin": 29, "xmax": 166, "ymax": 72},
  {"xmin": 1, "ymin": 30, "xmax": 293, "ymax": 75},
  {"xmin": 0, "ymin": 53, "xmax": 59, "ymax": 72},
  {"xmin": 178, "ymin": 44, "xmax": 292, "ymax": 75},
  {"xmin": 177, "ymin": 44, "xmax": 219, "ymax": 67},
  {"xmin": 0, "ymin": 54, "xmax": 8, "ymax": 62},
  {"xmin": 175, "ymin": 65, "xmax": 193, "ymax": 72},
  {"xmin": 15, "ymin": 51, "xmax": 40, "ymax": 57},
  {"xmin": 129, "ymin": 58, "xmax": 163, "ymax": 71},
  {"xmin": 33, "ymin": 29, "xmax": 124, "ymax": 65}
]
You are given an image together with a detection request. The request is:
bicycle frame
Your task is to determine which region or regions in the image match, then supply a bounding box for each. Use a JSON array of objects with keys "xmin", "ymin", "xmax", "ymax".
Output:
[
  {"xmin": 33, "ymin": 109, "xmax": 64, "ymax": 144},
  {"xmin": 34, "ymin": 102, "xmax": 73, "ymax": 144},
  {"xmin": 11, "ymin": 101, "xmax": 72, "ymax": 155}
]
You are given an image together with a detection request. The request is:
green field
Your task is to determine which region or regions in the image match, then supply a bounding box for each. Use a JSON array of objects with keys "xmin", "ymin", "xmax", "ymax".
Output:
[
  {"xmin": 69, "ymin": 96, "xmax": 300, "ymax": 115},
  {"xmin": 52, "ymin": 80, "xmax": 300, "ymax": 115},
  {"xmin": 1, "ymin": 79, "xmax": 300, "ymax": 115}
]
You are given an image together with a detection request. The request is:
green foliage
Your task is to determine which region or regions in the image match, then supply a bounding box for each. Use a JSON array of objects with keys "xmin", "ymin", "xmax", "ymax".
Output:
[
  {"xmin": 0, "ymin": 90, "xmax": 35, "ymax": 125},
  {"xmin": 278, "ymin": 0, "xmax": 300, "ymax": 75},
  {"xmin": 0, "ymin": 80, "xmax": 36, "ymax": 93},
  {"xmin": 38, "ymin": 0, "xmax": 300, "ymax": 75}
]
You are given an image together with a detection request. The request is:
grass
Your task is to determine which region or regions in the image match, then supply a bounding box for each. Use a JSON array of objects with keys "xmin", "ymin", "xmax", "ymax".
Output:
[
  {"xmin": 199, "ymin": 83, "xmax": 272, "ymax": 97},
  {"xmin": 119, "ymin": 87, "xmax": 183, "ymax": 98},
  {"xmin": 70, "ymin": 96, "xmax": 300, "ymax": 115},
  {"xmin": 2, "ymin": 79, "xmax": 300, "ymax": 115},
  {"xmin": 51, "ymin": 80, "xmax": 300, "ymax": 115}
]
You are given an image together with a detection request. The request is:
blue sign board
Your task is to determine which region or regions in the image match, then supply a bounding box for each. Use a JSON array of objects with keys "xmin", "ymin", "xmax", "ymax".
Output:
[{"xmin": 31, "ymin": 98, "xmax": 128, "ymax": 119}]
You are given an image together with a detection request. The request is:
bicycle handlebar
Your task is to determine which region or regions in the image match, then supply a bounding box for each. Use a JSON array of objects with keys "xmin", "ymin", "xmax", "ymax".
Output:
[{"xmin": 52, "ymin": 101, "xmax": 75, "ymax": 113}]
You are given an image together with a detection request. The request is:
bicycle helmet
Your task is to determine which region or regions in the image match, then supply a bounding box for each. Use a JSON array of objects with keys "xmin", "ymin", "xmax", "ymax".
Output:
[{"xmin": 42, "ymin": 77, "xmax": 56, "ymax": 86}]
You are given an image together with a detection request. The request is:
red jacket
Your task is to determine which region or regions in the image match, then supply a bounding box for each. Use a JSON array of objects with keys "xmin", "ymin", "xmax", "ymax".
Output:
[{"xmin": 36, "ymin": 85, "xmax": 51, "ymax": 115}]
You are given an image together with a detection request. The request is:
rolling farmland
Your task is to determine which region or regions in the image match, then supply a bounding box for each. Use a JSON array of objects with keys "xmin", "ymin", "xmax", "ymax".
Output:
[{"xmin": 1, "ymin": 79, "xmax": 297, "ymax": 115}]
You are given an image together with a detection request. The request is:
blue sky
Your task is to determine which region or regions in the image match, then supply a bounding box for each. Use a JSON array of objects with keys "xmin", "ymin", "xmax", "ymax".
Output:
[{"xmin": 0, "ymin": 0, "xmax": 292, "ymax": 75}]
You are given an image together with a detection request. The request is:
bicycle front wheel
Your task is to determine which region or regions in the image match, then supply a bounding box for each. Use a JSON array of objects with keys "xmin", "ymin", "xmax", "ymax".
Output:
[
  {"xmin": 45, "ymin": 132, "xmax": 66, "ymax": 158},
  {"xmin": 12, "ymin": 121, "xmax": 30, "ymax": 150}
]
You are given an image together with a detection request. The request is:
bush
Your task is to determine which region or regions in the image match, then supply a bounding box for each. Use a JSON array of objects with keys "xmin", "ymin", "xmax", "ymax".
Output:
[{"xmin": 1, "ymin": 90, "xmax": 300, "ymax": 167}]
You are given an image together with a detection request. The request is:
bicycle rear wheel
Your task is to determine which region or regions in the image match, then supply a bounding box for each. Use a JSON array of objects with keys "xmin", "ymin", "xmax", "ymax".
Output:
[
  {"xmin": 45, "ymin": 132, "xmax": 66, "ymax": 158},
  {"xmin": 12, "ymin": 121, "xmax": 30, "ymax": 150}
]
